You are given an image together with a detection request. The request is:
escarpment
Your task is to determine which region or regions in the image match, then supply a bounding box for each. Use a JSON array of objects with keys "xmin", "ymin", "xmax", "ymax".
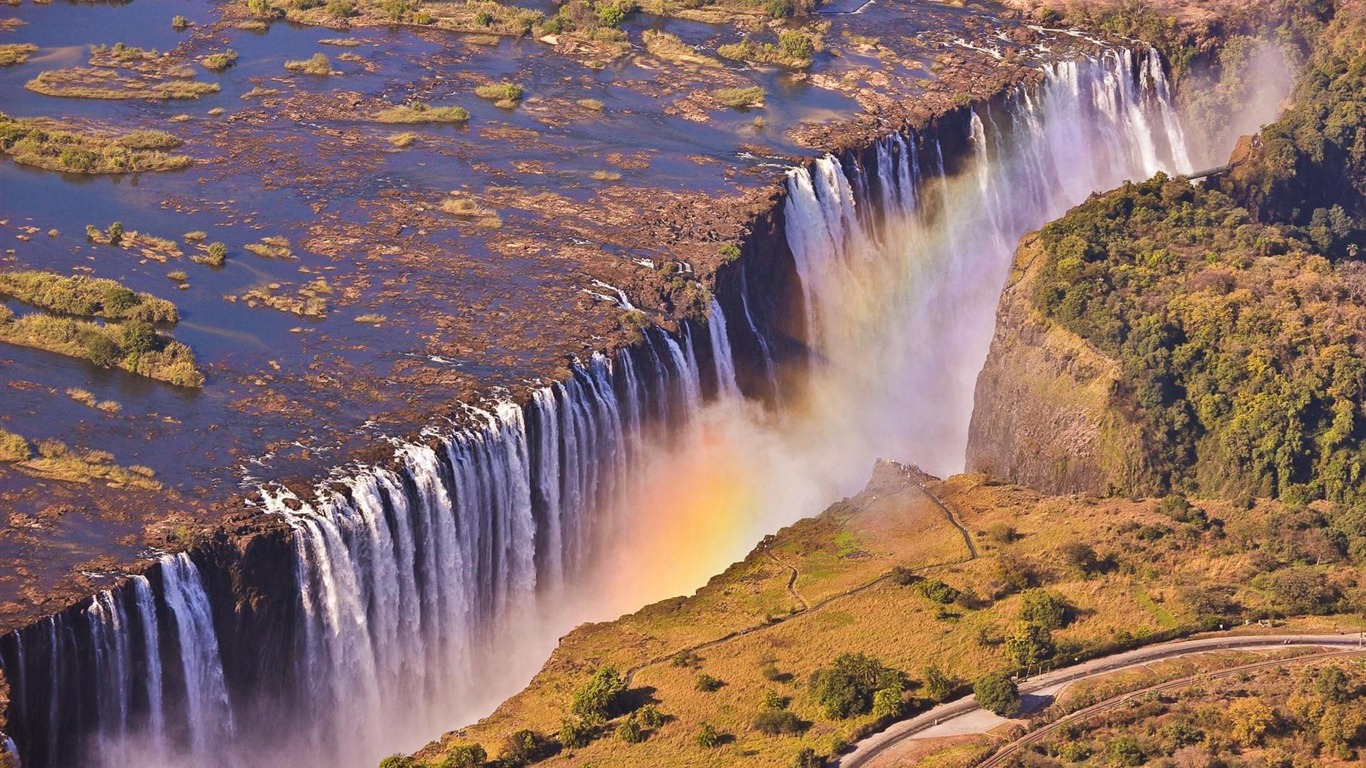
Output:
[{"xmin": 965, "ymin": 235, "xmax": 1156, "ymax": 497}]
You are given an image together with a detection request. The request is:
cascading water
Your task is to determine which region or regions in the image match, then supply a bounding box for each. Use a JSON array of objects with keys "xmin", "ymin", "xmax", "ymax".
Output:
[
  {"xmin": 2, "ymin": 45, "xmax": 1259, "ymax": 768},
  {"xmin": 0, "ymin": 555, "xmax": 229, "ymax": 768}
]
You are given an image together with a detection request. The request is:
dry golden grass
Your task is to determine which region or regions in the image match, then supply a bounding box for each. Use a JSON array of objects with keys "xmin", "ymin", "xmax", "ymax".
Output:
[
  {"xmin": 243, "ymin": 236, "xmax": 294, "ymax": 260},
  {"xmin": 25, "ymin": 68, "xmax": 219, "ymax": 100},
  {"xmin": 0, "ymin": 43, "xmax": 37, "ymax": 67},
  {"xmin": 372, "ymin": 104, "xmax": 469, "ymax": 124},
  {"xmin": 642, "ymin": 30, "xmax": 722, "ymax": 68},
  {"xmin": 15, "ymin": 438, "xmax": 160, "ymax": 489},
  {"xmin": 413, "ymin": 470, "xmax": 1366, "ymax": 768},
  {"xmin": 0, "ymin": 428, "xmax": 30, "ymax": 462}
]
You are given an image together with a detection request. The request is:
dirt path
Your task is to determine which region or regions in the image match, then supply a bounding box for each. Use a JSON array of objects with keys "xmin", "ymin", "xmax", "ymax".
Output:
[{"xmin": 624, "ymin": 479, "xmax": 976, "ymax": 686}]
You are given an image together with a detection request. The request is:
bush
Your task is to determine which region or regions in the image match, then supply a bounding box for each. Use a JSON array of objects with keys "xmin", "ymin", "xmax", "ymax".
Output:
[
  {"xmin": 1057, "ymin": 541, "xmax": 1102, "ymax": 576},
  {"xmin": 871, "ymin": 687, "xmax": 904, "ymax": 720},
  {"xmin": 695, "ymin": 723, "xmax": 721, "ymax": 748},
  {"xmin": 572, "ymin": 666, "xmax": 627, "ymax": 724},
  {"xmin": 498, "ymin": 730, "xmax": 548, "ymax": 766},
  {"xmin": 753, "ymin": 708, "xmax": 805, "ymax": 736},
  {"xmin": 637, "ymin": 704, "xmax": 665, "ymax": 729},
  {"xmin": 766, "ymin": 0, "xmax": 791, "ymax": 17},
  {"xmin": 616, "ymin": 716, "xmax": 645, "ymax": 743},
  {"xmin": 1004, "ymin": 622, "xmax": 1055, "ymax": 667},
  {"xmin": 378, "ymin": 757, "xmax": 414, "ymax": 768},
  {"xmin": 916, "ymin": 578, "xmax": 959, "ymax": 604},
  {"xmin": 778, "ymin": 30, "xmax": 814, "ymax": 62},
  {"xmin": 441, "ymin": 743, "xmax": 486, "ymax": 768},
  {"xmin": 1106, "ymin": 736, "xmax": 1144, "ymax": 766},
  {"xmin": 890, "ymin": 565, "xmax": 919, "ymax": 586},
  {"xmin": 973, "ymin": 671, "xmax": 1019, "ymax": 716},
  {"xmin": 696, "ymin": 673, "xmax": 724, "ymax": 692},
  {"xmin": 810, "ymin": 653, "xmax": 902, "ymax": 719},
  {"xmin": 1017, "ymin": 589, "xmax": 1070, "ymax": 629},
  {"xmin": 558, "ymin": 718, "xmax": 594, "ymax": 749},
  {"xmin": 204, "ymin": 242, "xmax": 228, "ymax": 266},
  {"xmin": 793, "ymin": 748, "xmax": 824, "ymax": 768},
  {"xmin": 922, "ymin": 664, "xmax": 955, "ymax": 703}
]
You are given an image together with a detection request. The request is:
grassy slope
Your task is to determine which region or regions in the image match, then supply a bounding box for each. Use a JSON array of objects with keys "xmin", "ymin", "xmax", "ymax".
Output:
[{"xmin": 411, "ymin": 463, "xmax": 1364, "ymax": 767}]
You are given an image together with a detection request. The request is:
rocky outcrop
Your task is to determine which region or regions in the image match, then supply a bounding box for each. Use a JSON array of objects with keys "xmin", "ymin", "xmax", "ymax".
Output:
[{"xmin": 965, "ymin": 234, "xmax": 1159, "ymax": 497}]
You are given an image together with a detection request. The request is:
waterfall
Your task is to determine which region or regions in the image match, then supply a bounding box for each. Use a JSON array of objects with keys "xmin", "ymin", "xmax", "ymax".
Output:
[
  {"xmin": 1, "ymin": 44, "xmax": 1231, "ymax": 768},
  {"xmin": 0, "ymin": 555, "xmax": 232, "ymax": 768},
  {"xmin": 707, "ymin": 298, "xmax": 741, "ymax": 399}
]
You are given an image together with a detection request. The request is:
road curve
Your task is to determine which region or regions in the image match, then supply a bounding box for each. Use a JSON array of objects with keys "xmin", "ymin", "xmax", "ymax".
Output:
[{"xmin": 838, "ymin": 633, "xmax": 1366, "ymax": 768}]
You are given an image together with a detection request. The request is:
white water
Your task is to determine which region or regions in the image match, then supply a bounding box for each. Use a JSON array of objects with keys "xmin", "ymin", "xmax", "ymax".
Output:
[{"xmin": 1, "ymin": 46, "xmax": 1270, "ymax": 768}]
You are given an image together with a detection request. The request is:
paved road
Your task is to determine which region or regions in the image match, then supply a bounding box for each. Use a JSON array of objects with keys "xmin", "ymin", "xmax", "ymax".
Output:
[{"xmin": 838, "ymin": 633, "xmax": 1366, "ymax": 768}]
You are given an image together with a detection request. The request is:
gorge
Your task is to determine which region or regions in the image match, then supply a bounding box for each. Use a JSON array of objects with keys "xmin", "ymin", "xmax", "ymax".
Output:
[{"xmin": 0, "ymin": 24, "xmax": 1266, "ymax": 768}]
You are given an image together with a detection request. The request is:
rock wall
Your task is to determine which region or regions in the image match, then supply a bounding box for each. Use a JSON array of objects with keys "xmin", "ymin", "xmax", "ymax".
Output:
[{"xmin": 965, "ymin": 234, "xmax": 1159, "ymax": 497}]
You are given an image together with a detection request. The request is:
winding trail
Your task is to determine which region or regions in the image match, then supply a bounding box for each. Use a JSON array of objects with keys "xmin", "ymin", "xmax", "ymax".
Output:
[
  {"xmin": 625, "ymin": 478, "xmax": 975, "ymax": 686},
  {"xmin": 838, "ymin": 634, "xmax": 1366, "ymax": 768}
]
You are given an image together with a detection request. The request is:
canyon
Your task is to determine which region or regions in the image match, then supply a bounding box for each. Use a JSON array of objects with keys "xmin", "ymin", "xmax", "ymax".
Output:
[{"xmin": 0, "ymin": 0, "xmax": 1344, "ymax": 766}]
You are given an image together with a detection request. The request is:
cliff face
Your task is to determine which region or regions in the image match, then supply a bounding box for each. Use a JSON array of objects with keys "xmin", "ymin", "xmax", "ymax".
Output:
[{"xmin": 965, "ymin": 234, "xmax": 1158, "ymax": 497}]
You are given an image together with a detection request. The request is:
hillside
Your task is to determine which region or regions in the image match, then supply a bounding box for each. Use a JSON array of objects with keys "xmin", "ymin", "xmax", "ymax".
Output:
[{"xmin": 396, "ymin": 462, "xmax": 1365, "ymax": 767}]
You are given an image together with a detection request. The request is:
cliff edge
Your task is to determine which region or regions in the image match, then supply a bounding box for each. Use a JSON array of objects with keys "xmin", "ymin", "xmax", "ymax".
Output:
[{"xmin": 965, "ymin": 234, "xmax": 1155, "ymax": 497}]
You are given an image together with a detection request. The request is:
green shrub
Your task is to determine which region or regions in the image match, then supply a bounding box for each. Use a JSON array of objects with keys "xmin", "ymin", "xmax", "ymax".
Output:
[
  {"xmin": 497, "ymin": 730, "xmax": 547, "ymax": 766},
  {"xmin": 922, "ymin": 664, "xmax": 955, "ymax": 703},
  {"xmin": 696, "ymin": 673, "xmax": 724, "ymax": 692},
  {"xmin": 695, "ymin": 722, "xmax": 721, "ymax": 748},
  {"xmin": 916, "ymin": 578, "xmax": 959, "ymax": 604},
  {"xmin": 1004, "ymin": 622, "xmax": 1055, "ymax": 667},
  {"xmin": 793, "ymin": 748, "xmax": 825, "ymax": 768},
  {"xmin": 378, "ymin": 757, "xmax": 414, "ymax": 768},
  {"xmin": 616, "ymin": 716, "xmax": 646, "ymax": 743},
  {"xmin": 1017, "ymin": 589, "xmax": 1070, "ymax": 629},
  {"xmin": 973, "ymin": 671, "xmax": 1019, "ymax": 716},
  {"xmin": 571, "ymin": 666, "xmax": 627, "ymax": 724},
  {"xmin": 809, "ymin": 653, "xmax": 902, "ymax": 719},
  {"xmin": 441, "ymin": 743, "xmax": 486, "ymax": 768},
  {"xmin": 637, "ymin": 704, "xmax": 665, "ymax": 729},
  {"xmin": 559, "ymin": 717, "xmax": 594, "ymax": 749},
  {"xmin": 753, "ymin": 708, "xmax": 805, "ymax": 736}
]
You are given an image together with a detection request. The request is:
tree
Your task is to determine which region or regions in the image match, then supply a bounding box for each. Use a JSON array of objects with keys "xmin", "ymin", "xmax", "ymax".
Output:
[
  {"xmin": 695, "ymin": 722, "xmax": 721, "ymax": 748},
  {"xmin": 922, "ymin": 664, "xmax": 955, "ymax": 703},
  {"xmin": 916, "ymin": 578, "xmax": 960, "ymax": 604},
  {"xmin": 498, "ymin": 730, "xmax": 547, "ymax": 766},
  {"xmin": 1005, "ymin": 622, "xmax": 1055, "ymax": 667},
  {"xmin": 442, "ymin": 743, "xmax": 486, "ymax": 768},
  {"xmin": 809, "ymin": 653, "xmax": 903, "ymax": 719},
  {"xmin": 872, "ymin": 686, "xmax": 904, "ymax": 720},
  {"xmin": 1228, "ymin": 697, "xmax": 1275, "ymax": 747},
  {"xmin": 1017, "ymin": 589, "xmax": 1069, "ymax": 629},
  {"xmin": 793, "ymin": 748, "xmax": 824, "ymax": 768},
  {"xmin": 1107, "ymin": 735, "xmax": 1144, "ymax": 766},
  {"xmin": 753, "ymin": 708, "xmax": 805, "ymax": 735},
  {"xmin": 637, "ymin": 704, "xmax": 665, "ymax": 729},
  {"xmin": 558, "ymin": 718, "xmax": 593, "ymax": 750},
  {"xmin": 106, "ymin": 221, "xmax": 124, "ymax": 245},
  {"xmin": 1316, "ymin": 665, "xmax": 1352, "ymax": 703},
  {"xmin": 973, "ymin": 671, "xmax": 1019, "ymax": 716},
  {"xmin": 379, "ymin": 757, "xmax": 414, "ymax": 768},
  {"xmin": 572, "ymin": 666, "xmax": 627, "ymax": 724},
  {"xmin": 120, "ymin": 321, "xmax": 158, "ymax": 356},
  {"xmin": 616, "ymin": 716, "xmax": 646, "ymax": 743},
  {"xmin": 696, "ymin": 673, "xmax": 724, "ymax": 692}
]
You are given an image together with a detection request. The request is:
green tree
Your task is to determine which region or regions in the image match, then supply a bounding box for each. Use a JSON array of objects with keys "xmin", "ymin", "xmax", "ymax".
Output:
[
  {"xmin": 695, "ymin": 722, "xmax": 721, "ymax": 748},
  {"xmin": 441, "ymin": 743, "xmax": 486, "ymax": 768},
  {"xmin": 872, "ymin": 686, "xmax": 904, "ymax": 720},
  {"xmin": 498, "ymin": 730, "xmax": 546, "ymax": 767},
  {"xmin": 637, "ymin": 704, "xmax": 665, "ymax": 729},
  {"xmin": 120, "ymin": 321, "xmax": 158, "ymax": 356},
  {"xmin": 379, "ymin": 757, "xmax": 414, "ymax": 768},
  {"xmin": 793, "ymin": 748, "xmax": 824, "ymax": 768},
  {"xmin": 559, "ymin": 717, "xmax": 594, "ymax": 749},
  {"xmin": 1017, "ymin": 589, "xmax": 1069, "ymax": 629},
  {"xmin": 616, "ymin": 715, "xmax": 646, "ymax": 743},
  {"xmin": 922, "ymin": 664, "xmax": 955, "ymax": 703},
  {"xmin": 1004, "ymin": 622, "xmax": 1055, "ymax": 667},
  {"xmin": 809, "ymin": 653, "xmax": 903, "ymax": 719},
  {"xmin": 973, "ymin": 671, "xmax": 1019, "ymax": 716},
  {"xmin": 572, "ymin": 666, "xmax": 627, "ymax": 724}
]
